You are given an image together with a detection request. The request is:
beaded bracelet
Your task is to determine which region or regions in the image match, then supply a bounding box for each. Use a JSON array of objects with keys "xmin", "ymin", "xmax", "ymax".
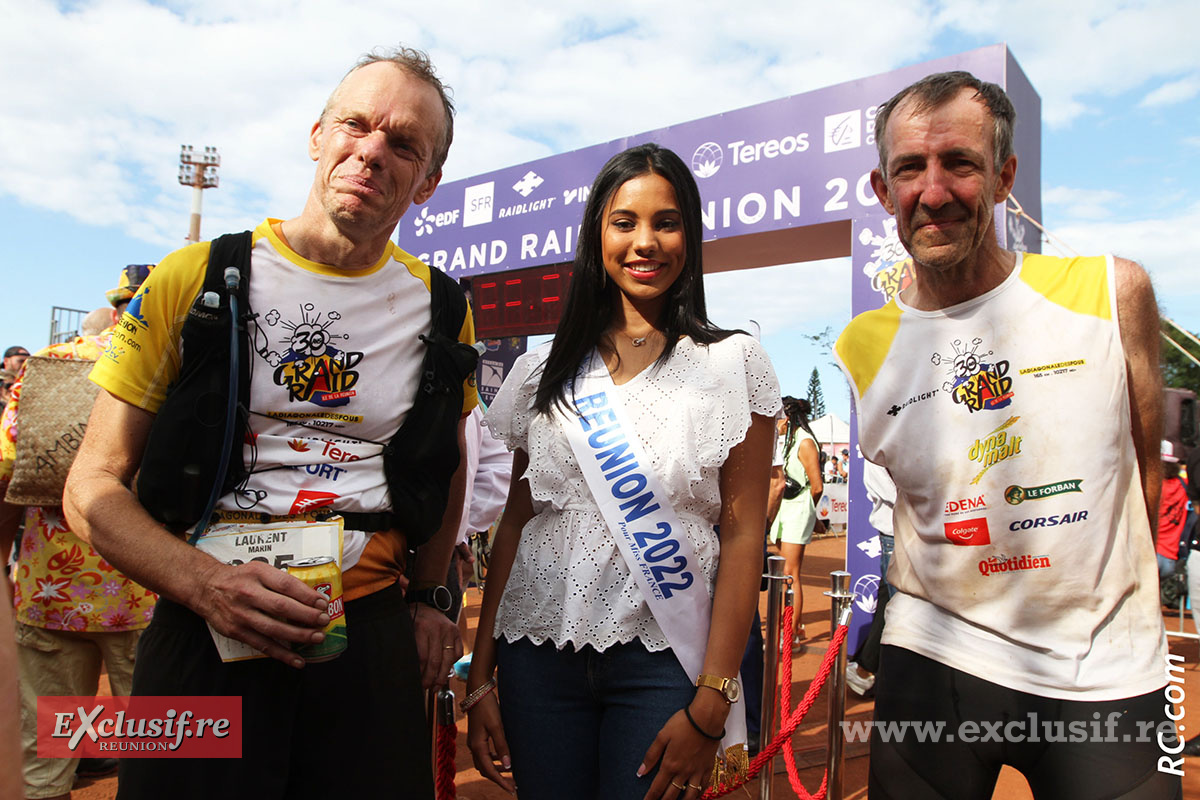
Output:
[
  {"xmin": 459, "ymin": 677, "xmax": 497, "ymax": 713},
  {"xmin": 683, "ymin": 705, "xmax": 725, "ymax": 741}
]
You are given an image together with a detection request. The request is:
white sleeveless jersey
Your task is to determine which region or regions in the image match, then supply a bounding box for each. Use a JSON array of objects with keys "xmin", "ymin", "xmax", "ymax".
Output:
[{"xmin": 835, "ymin": 253, "xmax": 1166, "ymax": 700}]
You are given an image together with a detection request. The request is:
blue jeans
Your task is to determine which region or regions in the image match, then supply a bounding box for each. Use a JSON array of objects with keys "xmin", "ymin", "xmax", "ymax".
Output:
[{"xmin": 496, "ymin": 637, "xmax": 695, "ymax": 800}]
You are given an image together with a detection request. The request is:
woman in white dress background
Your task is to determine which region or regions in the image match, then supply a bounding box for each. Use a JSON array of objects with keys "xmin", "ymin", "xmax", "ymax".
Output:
[{"xmin": 770, "ymin": 396, "xmax": 823, "ymax": 652}]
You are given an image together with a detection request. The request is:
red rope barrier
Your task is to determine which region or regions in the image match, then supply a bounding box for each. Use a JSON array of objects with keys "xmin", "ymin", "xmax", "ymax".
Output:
[
  {"xmin": 435, "ymin": 717, "xmax": 458, "ymax": 800},
  {"xmin": 705, "ymin": 606, "xmax": 849, "ymax": 800}
]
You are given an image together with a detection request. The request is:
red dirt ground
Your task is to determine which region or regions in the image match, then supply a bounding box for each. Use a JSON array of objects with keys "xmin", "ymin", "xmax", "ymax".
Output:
[{"xmin": 70, "ymin": 533, "xmax": 1200, "ymax": 799}]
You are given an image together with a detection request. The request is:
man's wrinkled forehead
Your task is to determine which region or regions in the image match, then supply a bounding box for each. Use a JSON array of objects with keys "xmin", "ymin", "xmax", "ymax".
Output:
[{"xmin": 887, "ymin": 89, "xmax": 993, "ymax": 155}]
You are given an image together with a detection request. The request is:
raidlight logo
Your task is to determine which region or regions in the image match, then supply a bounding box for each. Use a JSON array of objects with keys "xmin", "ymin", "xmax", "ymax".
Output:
[
  {"xmin": 463, "ymin": 182, "xmax": 495, "ymax": 227},
  {"xmin": 37, "ymin": 696, "xmax": 241, "ymax": 758},
  {"xmin": 944, "ymin": 517, "xmax": 991, "ymax": 546},
  {"xmin": 825, "ymin": 110, "xmax": 861, "ymax": 152},
  {"xmin": 887, "ymin": 388, "xmax": 938, "ymax": 417},
  {"xmin": 1005, "ymin": 480, "xmax": 1084, "ymax": 505},
  {"xmin": 513, "ymin": 170, "xmax": 544, "ymax": 198},
  {"xmin": 412, "ymin": 206, "xmax": 461, "ymax": 237},
  {"xmin": 691, "ymin": 142, "xmax": 723, "ymax": 178},
  {"xmin": 945, "ymin": 494, "xmax": 986, "ymax": 515}
]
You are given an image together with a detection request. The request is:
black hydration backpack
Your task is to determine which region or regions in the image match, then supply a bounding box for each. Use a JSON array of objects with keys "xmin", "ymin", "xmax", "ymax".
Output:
[{"xmin": 136, "ymin": 231, "xmax": 479, "ymax": 548}]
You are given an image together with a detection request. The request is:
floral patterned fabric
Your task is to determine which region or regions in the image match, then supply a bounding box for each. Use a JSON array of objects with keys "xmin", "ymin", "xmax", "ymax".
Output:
[{"xmin": 1, "ymin": 333, "xmax": 156, "ymax": 632}]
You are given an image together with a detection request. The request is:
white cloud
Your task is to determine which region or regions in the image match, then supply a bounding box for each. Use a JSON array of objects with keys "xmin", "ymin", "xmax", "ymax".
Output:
[
  {"xmin": 1050, "ymin": 202, "xmax": 1200, "ymax": 329},
  {"xmin": 1140, "ymin": 75, "xmax": 1200, "ymax": 108},
  {"xmin": 934, "ymin": 0, "xmax": 1200, "ymax": 126},
  {"xmin": 0, "ymin": 0, "xmax": 1197, "ymax": 254},
  {"xmin": 705, "ymin": 258, "xmax": 851, "ymax": 338},
  {"xmin": 1041, "ymin": 185, "xmax": 1124, "ymax": 220}
]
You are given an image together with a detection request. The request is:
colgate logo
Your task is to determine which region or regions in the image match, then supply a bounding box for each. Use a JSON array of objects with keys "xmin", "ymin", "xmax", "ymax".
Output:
[{"xmin": 944, "ymin": 517, "xmax": 990, "ymax": 546}]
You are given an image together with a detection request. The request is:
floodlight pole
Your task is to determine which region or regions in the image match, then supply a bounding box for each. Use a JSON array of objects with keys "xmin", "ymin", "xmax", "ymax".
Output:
[{"xmin": 178, "ymin": 145, "xmax": 220, "ymax": 243}]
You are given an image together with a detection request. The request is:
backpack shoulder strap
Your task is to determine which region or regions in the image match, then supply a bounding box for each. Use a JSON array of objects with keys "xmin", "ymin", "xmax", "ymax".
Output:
[
  {"xmin": 426, "ymin": 265, "xmax": 467, "ymax": 339},
  {"xmin": 204, "ymin": 231, "xmax": 253, "ymax": 304}
]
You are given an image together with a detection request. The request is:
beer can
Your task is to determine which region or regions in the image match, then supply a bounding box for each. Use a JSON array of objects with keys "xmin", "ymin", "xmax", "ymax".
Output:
[{"xmin": 284, "ymin": 556, "xmax": 347, "ymax": 662}]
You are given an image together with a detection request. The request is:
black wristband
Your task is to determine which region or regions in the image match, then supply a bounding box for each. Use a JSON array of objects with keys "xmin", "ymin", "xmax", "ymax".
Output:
[{"xmin": 684, "ymin": 704, "xmax": 725, "ymax": 741}]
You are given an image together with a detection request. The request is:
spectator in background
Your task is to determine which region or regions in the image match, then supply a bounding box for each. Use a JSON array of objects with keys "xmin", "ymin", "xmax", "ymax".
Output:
[
  {"xmin": 771, "ymin": 396, "xmax": 823, "ymax": 653},
  {"xmin": 1, "ymin": 587, "xmax": 21, "ymax": 800},
  {"xmin": 823, "ymin": 450, "xmax": 838, "ymax": 485},
  {"xmin": 0, "ymin": 370, "xmax": 14, "ymax": 409},
  {"xmin": 2, "ymin": 347, "xmax": 29, "ymax": 375},
  {"xmin": 1185, "ymin": 493, "xmax": 1200, "ymax": 758},
  {"xmin": 1157, "ymin": 440, "xmax": 1187, "ymax": 580},
  {"xmin": 2, "ymin": 272, "xmax": 157, "ymax": 800}
]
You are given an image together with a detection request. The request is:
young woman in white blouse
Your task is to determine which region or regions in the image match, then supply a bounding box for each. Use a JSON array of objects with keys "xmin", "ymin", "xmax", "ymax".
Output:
[{"xmin": 465, "ymin": 144, "xmax": 780, "ymax": 800}]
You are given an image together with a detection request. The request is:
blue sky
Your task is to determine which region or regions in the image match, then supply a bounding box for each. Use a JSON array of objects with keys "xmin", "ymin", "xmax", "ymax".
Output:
[{"xmin": 3, "ymin": 0, "xmax": 1198, "ymax": 421}]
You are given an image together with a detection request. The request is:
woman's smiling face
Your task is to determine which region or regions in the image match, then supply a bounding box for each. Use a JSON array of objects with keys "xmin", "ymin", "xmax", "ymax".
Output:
[{"xmin": 601, "ymin": 172, "xmax": 687, "ymax": 317}]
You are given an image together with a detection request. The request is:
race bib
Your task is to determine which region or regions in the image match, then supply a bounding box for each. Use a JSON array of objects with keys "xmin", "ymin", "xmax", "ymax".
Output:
[{"xmin": 194, "ymin": 517, "xmax": 344, "ymax": 662}]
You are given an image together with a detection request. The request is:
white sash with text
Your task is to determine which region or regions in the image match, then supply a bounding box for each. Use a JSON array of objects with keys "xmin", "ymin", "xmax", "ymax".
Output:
[{"xmin": 559, "ymin": 354, "xmax": 746, "ymax": 753}]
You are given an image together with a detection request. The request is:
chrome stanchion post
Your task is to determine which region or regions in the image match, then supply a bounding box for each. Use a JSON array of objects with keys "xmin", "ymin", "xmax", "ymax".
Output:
[
  {"xmin": 824, "ymin": 571, "xmax": 854, "ymax": 800},
  {"xmin": 759, "ymin": 555, "xmax": 788, "ymax": 800}
]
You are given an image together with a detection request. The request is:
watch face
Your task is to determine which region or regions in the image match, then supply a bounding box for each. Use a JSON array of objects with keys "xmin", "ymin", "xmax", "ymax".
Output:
[
  {"xmin": 725, "ymin": 679, "xmax": 741, "ymax": 703},
  {"xmin": 432, "ymin": 585, "xmax": 453, "ymax": 612}
]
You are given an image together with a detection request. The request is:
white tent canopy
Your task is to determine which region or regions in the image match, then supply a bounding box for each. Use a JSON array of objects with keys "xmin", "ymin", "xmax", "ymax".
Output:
[{"xmin": 809, "ymin": 413, "xmax": 850, "ymax": 449}]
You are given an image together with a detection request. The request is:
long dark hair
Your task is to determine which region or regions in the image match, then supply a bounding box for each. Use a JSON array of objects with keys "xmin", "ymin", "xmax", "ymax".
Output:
[
  {"xmin": 782, "ymin": 396, "xmax": 819, "ymax": 457},
  {"xmin": 534, "ymin": 142, "xmax": 734, "ymax": 414}
]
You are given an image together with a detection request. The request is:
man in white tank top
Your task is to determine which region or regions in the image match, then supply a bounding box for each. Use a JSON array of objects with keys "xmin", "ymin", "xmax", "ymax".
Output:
[{"xmin": 835, "ymin": 71, "xmax": 1180, "ymax": 799}]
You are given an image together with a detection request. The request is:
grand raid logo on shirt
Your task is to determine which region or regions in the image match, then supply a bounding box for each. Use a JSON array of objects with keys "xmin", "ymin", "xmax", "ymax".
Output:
[
  {"xmin": 932, "ymin": 336, "xmax": 1014, "ymax": 413},
  {"xmin": 255, "ymin": 305, "xmax": 363, "ymax": 407}
]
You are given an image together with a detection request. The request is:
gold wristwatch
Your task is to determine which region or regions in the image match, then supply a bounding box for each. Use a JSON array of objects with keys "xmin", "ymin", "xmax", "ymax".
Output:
[{"xmin": 695, "ymin": 674, "xmax": 741, "ymax": 703}]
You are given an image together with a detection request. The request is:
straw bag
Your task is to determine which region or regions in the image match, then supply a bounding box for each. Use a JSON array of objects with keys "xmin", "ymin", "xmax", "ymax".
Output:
[{"xmin": 4, "ymin": 355, "xmax": 98, "ymax": 506}]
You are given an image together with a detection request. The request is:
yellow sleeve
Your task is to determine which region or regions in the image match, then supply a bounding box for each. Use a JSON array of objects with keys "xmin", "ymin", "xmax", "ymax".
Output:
[
  {"xmin": 89, "ymin": 242, "xmax": 209, "ymax": 413},
  {"xmin": 1018, "ymin": 254, "xmax": 1111, "ymax": 320},
  {"xmin": 458, "ymin": 305, "xmax": 479, "ymax": 416},
  {"xmin": 834, "ymin": 301, "xmax": 904, "ymax": 402}
]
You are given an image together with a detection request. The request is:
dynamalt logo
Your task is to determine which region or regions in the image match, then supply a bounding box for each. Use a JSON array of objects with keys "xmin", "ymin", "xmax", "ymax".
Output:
[{"xmin": 691, "ymin": 142, "xmax": 723, "ymax": 178}]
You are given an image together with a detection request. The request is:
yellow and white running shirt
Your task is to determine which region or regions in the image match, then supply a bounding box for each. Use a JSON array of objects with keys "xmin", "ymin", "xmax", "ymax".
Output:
[
  {"xmin": 835, "ymin": 253, "xmax": 1166, "ymax": 701},
  {"xmin": 91, "ymin": 219, "xmax": 477, "ymax": 587}
]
